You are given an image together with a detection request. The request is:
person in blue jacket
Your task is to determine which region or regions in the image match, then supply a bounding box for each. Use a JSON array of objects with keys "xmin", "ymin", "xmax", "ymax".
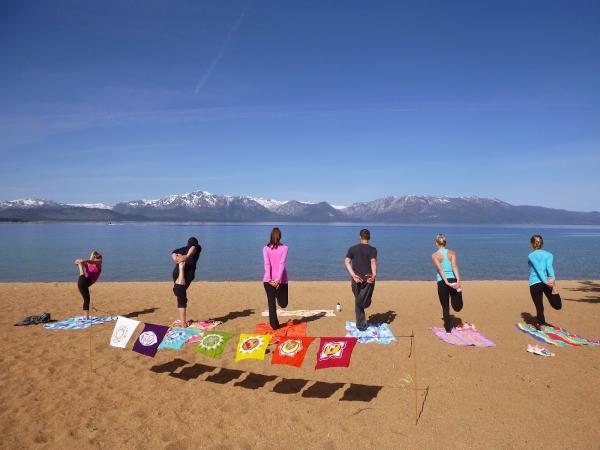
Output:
[{"xmin": 528, "ymin": 234, "xmax": 562, "ymax": 329}]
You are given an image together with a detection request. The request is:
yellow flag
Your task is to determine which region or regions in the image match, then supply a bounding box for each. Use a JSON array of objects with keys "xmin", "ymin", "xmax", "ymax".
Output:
[{"xmin": 235, "ymin": 334, "xmax": 273, "ymax": 361}]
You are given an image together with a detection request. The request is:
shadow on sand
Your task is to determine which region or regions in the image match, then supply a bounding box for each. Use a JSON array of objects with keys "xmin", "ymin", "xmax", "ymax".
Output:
[
  {"xmin": 292, "ymin": 312, "xmax": 328, "ymax": 325},
  {"xmin": 442, "ymin": 314, "xmax": 463, "ymax": 332},
  {"xmin": 123, "ymin": 307, "xmax": 159, "ymax": 319},
  {"xmin": 368, "ymin": 310, "xmax": 397, "ymax": 324},
  {"xmin": 520, "ymin": 312, "xmax": 537, "ymax": 325},
  {"xmin": 209, "ymin": 309, "xmax": 254, "ymax": 323},
  {"xmin": 564, "ymin": 280, "xmax": 600, "ymax": 304},
  {"xmin": 150, "ymin": 358, "xmax": 383, "ymax": 402}
]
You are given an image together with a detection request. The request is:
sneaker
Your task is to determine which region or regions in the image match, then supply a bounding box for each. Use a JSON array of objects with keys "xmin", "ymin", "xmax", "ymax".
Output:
[
  {"xmin": 527, "ymin": 344, "xmax": 555, "ymax": 357},
  {"xmin": 455, "ymin": 323, "xmax": 476, "ymax": 331}
]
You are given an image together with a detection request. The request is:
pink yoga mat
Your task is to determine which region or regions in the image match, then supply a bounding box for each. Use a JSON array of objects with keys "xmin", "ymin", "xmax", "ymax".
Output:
[{"xmin": 431, "ymin": 327, "xmax": 495, "ymax": 347}]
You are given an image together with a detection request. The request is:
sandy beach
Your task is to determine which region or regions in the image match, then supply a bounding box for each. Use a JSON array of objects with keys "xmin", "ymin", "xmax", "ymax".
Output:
[{"xmin": 1, "ymin": 280, "xmax": 599, "ymax": 449}]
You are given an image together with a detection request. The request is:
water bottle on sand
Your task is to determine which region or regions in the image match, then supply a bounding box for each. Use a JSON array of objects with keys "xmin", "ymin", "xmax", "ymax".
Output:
[{"xmin": 336, "ymin": 302, "xmax": 342, "ymax": 312}]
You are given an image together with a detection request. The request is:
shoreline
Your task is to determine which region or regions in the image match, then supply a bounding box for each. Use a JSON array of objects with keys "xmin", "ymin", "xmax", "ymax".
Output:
[{"xmin": 0, "ymin": 278, "xmax": 598, "ymax": 285}]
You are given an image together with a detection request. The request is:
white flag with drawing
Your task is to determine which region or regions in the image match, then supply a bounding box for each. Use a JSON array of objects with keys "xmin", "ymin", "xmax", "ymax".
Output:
[{"xmin": 109, "ymin": 316, "xmax": 140, "ymax": 348}]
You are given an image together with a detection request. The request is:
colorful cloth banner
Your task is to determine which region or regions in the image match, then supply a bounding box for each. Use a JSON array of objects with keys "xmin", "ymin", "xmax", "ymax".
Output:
[
  {"xmin": 234, "ymin": 334, "xmax": 273, "ymax": 361},
  {"xmin": 194, "ymin": 331, "xmax": 235, "ymax": 359},
  {"xmin": 132, "ymin": 323, "xmax": 169, "ymax": 357},
  {"xmin": 158, "ymin": 327, "xmax": 201, "ymax": 350},
  {"xmin": 271, "ymin": 337, "xmax": 315, "ymax": 367},
  {"xmin": 315, "ymin": 337, "xmax": 358, "ymax": 369},
  {"xmin": 345, "ymin": 321, "xmax": 397, "ymax": 344},
  {"xmin": 110, "ymin": 316, "xmax": 140, "ymax": 348},
  {"xmin": 169, "ymin": 319, "xmax": 223, "ymax": 331}
]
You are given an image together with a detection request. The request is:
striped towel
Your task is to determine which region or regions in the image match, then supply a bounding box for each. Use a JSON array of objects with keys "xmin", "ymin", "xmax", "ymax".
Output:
[
  {"xmin": 431, "ymin": 327, "xmax": 495, "ymax": 347},
  {"xmin": 516, "ymin": 323, "xmax": 599, "ymax": 347}
]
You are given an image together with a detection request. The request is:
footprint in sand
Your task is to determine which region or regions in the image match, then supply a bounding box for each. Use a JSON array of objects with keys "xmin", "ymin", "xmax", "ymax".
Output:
[
  {"xmin": 164, "ymin": 440, "xmax": 190, "ymax": 450},
  {"xmin": 33, "ymin": 431, "xmax": 48, "ymax": 444}
]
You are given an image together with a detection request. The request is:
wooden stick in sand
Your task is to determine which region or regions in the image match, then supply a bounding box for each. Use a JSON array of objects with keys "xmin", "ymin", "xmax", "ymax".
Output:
[{"xmin": 411, "ymin": 330, "xmax": 418, "ymax": 425}]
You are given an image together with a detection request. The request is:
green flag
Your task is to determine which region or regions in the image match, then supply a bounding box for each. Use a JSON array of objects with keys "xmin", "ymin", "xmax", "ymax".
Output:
[{"xmin": 193, "ymin": 331, "xmax": 235, "ymax": 359}]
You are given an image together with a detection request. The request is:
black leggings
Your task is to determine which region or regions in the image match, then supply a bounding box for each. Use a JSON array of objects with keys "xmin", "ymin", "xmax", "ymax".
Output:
[
  {"xmin": 263, "ymin": 282, "xmax": 289, "ymax": 329},
  {"xmin": 437, "ymin": 278, "xmax": 463, "ymax": 332},
  {"xmin": 529, "ymin": 282, "xmax": 562, "ymax": 325},
  {"xmin": 172, "ymin": 269, "xmax": 193, "ymax": 309},
  {"xmin": 352, "ymin": 280, "xmax": 375, "ymax": 330},
  {"xmin": 78, "ymin": 275, "xmax": 93, "ymax": 311}
]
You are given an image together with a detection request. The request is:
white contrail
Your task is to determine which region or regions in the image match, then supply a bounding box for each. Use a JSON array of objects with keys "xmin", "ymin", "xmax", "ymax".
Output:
[{"xmin": 194, "ymin": 1, "xmax": 251, "ymax": 95}]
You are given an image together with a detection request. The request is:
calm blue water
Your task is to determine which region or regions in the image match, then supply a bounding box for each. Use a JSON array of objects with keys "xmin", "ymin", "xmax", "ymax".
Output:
[{"xmin": 0, "ymin": 223, "xmax": 599, "ymax": 281}]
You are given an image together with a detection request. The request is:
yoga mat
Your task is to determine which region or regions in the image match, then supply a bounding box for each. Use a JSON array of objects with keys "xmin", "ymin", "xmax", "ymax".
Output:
[
  {"xmin": 168, "ymin": 320, "xmax": 222, "ymax": 344},
  {"xmin": 254, "ymin": 321, "xmax": 307, "ymax": 344},
  {"xmin": 430, "ymin": 327, "xmax": 495, "ymax": 347},
  {"xmin": 43, "ymin": 316, "xmax": 117, "ymax": 330},
  {"xmin": 345, "ymin": 321, "xmax": 397, "ymax": 344},
  {"xmin": 516, "ymin": 323, "xmax": 600, "ymax": 347},
  {"xmin": 261, "ymin": 309, "xmax": 336, "ymax": 317}
]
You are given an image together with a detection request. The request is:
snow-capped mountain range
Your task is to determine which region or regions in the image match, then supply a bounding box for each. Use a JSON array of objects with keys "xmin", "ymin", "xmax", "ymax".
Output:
[{"xmin": 1, "ymin": 190, "xmax": 599, "ymax": 224}]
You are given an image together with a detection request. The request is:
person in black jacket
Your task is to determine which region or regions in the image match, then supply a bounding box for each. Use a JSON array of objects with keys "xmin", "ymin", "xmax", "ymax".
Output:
[
  {"xmin": 171, "ymin": 237, "xmax": 201, "ymax": 327},
  {"xmin": 344, "ymin": 229, "xmax": 378, "ymax": 331}
]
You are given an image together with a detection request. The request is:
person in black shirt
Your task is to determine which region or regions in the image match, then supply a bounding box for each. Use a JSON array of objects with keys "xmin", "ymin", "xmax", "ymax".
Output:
[
  {"xmin": 171, "ymin": 237, "xmax": 202, "ymax": 327},
  {"xmin": 344, "ymin": 228, "xmax": 378, "ymax": 331}
]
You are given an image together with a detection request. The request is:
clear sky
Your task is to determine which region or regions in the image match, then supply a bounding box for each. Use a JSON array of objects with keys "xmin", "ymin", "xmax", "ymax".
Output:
[{"xmin": 1, "ymin": 1, "xmax": 599, "ymax": 211}]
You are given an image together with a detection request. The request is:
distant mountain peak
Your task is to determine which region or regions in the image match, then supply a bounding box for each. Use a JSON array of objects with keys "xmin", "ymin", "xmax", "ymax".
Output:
[
  {"xmin": 0, "ymin": 198, "xmax": 60, "ymax": 208},
  {"xmin": 1, "ymin": 191, "xmax": 598, "ymax": 224}
]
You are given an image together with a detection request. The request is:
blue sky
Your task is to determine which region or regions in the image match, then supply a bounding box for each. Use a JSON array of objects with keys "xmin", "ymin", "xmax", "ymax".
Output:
[{"xmin": 1, "ymin": 1, "xmax": 599, "ymax": 211}]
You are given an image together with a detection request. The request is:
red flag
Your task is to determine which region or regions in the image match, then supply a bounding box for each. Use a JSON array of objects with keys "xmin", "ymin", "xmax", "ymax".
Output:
[
  {"xmin": 271, "ymin": 337, "xmax": 315, "ymax": 368},
  {"xmin": 315, "ymin": 337, "xmax": 358, "ymax": 369}
]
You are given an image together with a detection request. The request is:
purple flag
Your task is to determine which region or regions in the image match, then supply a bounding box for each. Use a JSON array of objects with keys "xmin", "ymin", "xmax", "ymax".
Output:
[{"xmin": 132, "ymin": 323, "xmax": 170, "ymax": 357}]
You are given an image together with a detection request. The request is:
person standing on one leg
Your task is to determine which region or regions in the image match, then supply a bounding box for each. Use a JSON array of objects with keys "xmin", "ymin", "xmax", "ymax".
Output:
[
  {"xmin": 431, "ymin": 234, "xmax": 463, "ymax": 332},
  {"xmin": 74, "ymin": 250, "xmax": 103, "ymax": 320},
  {"xmin": 263, "ymin": 227, "xmax": 289, "ymax": 330},
  {"xmin": 344, "ymin": 228, "xmax": 377, "ymax": 331},
  {"xmin": 528, "ymin": 234, "xmax": 562, "ymax": 330},
  {"xmin": 171, "ymin": 237, "xmax": 201, "ymax": 328}
]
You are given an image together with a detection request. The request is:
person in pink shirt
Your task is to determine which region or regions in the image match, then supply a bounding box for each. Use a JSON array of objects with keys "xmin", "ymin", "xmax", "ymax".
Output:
[
  {"xmin": 263, "ymin": 227, "xmax": 289, "ymax": 329},
  {"xmin": 74, "ymin": 250, "xmax": 103, "ymax": 320}
]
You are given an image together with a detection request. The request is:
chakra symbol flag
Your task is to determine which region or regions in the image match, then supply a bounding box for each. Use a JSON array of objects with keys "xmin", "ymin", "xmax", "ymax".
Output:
[
  {"xmin": 158, "ymin": 327, "xmax": 201, "ymax": 350},
  {"xmin": 132, "ymin": 323, "xmax": 170, "ymax": 357},
  {"xmin": 194, "ymin": 331, "xmax": 235, "ymax": 359},
  {"xmin": 315, "ymin": 337, "xmax": 358, "ymax": 369},
  {"xmin": 235, "ymin": 334, "xmax": 273, "ymax": 362},
  {"xmin": 271, "ymin": 337, "xmax": 315, "ymax": 367},
  {"xmin": 110, "ymin": 316, "xmax": 140, "ymax": 348}
]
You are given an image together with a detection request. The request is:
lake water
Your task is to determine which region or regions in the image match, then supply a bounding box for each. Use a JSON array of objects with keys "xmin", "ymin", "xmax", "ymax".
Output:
[{"xmin": 0, "ymin": 223, "xmax": 599, "ymax": 282}]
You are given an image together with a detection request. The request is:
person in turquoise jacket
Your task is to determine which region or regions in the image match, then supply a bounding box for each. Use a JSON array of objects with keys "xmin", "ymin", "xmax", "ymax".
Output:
[
  {"xmin": 432, "ymin": 234, "xmax": 464, "ymax": 332},
  {"xmin": 528, "ymin": 234, "xmax": 562, "ymax": 329}
]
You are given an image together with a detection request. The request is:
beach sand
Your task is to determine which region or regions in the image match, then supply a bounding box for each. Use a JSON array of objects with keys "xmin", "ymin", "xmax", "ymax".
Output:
[{"xmin": 1, "ymin": 280, "xmax": 599, "ymax": 449}]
